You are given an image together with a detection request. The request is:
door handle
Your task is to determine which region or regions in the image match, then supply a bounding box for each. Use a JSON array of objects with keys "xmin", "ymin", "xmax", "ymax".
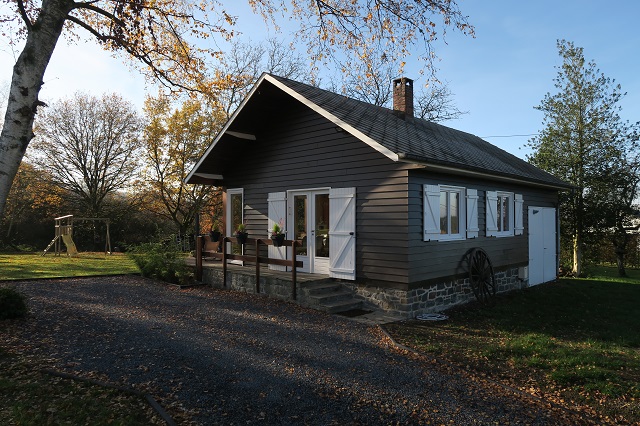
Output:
[{"xmin": 349, "ymin": 232, "xmax": 354, "ymax": 236}]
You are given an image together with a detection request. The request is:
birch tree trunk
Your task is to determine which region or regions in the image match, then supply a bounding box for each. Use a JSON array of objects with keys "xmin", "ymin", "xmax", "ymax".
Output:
[
  {"xmin": 573, "ymin": 234, "xmax": 582, "ymax": 277},
  {"xmin": 0, "ymin": 0, "xmax": 73, "ymax": 218}
]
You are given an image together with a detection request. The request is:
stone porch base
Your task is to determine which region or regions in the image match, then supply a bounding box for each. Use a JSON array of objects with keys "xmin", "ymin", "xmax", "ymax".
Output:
[{"xmin": 343, "ymin": 267, "xmax": 528, "ymax": 318}]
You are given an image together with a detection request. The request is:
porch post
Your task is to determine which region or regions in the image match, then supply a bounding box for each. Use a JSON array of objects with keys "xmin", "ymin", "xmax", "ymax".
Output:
[
  {"xmin": 255, "ymin": 239, "xmax": 261, "ymax": 294},
  {"xmin": 195, "ymin": 236, "xmax": 203, "ymax": 281},
  {"xmin": 291, "ymin": 240, "xmax": 297, "ymax": 300},
  {"xmin": 222, "ymin": 237, "xmax": 228, "ymax": 288}
]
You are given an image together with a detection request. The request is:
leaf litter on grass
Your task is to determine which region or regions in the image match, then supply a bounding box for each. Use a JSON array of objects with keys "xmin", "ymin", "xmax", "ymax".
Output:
[{"xmin": 385, "ymin": 278, "xmax": 640, "ymax": 425}]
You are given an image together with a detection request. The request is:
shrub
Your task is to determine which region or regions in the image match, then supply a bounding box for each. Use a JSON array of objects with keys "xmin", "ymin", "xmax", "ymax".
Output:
[
  {"xmin": 128, "ymin": 242, "xmax": 193, "ymax": 285},
  {"xmin": 0, "ymin": 287, "xmax": 28, "ymax": 319}
]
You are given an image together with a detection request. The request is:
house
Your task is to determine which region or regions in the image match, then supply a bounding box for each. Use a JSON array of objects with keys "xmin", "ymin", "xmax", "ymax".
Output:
[{"xmin": 186, "ymin": 73, "xmax": 570, "ymax": 317}]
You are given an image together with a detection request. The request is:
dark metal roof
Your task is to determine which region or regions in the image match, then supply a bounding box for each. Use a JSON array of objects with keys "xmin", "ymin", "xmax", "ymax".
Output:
[{"xmin": 268, "ymin": 74, "xmax": 570, "ymax": 189}]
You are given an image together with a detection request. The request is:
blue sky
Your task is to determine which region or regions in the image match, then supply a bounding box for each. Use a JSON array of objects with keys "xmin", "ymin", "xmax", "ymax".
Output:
[{"xmin": 1, "ymin": 0, "xmax": 639, "ymax": 159}]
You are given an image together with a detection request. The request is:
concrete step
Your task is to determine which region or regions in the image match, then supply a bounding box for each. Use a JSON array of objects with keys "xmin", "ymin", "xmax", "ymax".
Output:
[
  {"xmin": 299, "ymin": 279, "xmax": 363, "ymax": 314},
  {"xmin": 321, "ymin": 298, "xmax": 363, "ymax": 314},
  {"xmin": 308, "ymin": 289, "xmax": 356, "ymax": 305},
  {"xmin": 302, "ymin": 281, "xmax": 343, "ymax": 296}
]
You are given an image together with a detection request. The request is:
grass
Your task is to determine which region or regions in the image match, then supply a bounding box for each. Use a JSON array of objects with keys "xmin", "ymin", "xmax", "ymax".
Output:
[
  {"xmin": 385, "ymin": 266, "xmax": 640, "ymax": 424},
  {"xmin": 0, "ymin": 348, "xmax": 160, "ymax": 425},
  {"xmin": 0, "ymin": 252, "xmax": 161, "ymax": 424},
  {"xmin": 0, "ymin": 252, "xmax": 140, "ymax": 280}
]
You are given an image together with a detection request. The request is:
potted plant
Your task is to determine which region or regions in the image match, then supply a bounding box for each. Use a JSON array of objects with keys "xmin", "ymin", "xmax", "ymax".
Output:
[
  {"xmin": 209, "ymin": 220, "xmax": 221, "ymax": 242},
  {"xmin": 271, "ymin": 221, "xmax": 286, "ymax": 247},
  {"xmin": 235, "ymin": 223, "xmax": 248, "ymax": 245}
]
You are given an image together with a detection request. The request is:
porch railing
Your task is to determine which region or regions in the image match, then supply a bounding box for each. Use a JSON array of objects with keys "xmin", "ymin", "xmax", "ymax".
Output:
[{"xmin": 195, "ymin": 236, "xmax": 303, "ymax": 299}]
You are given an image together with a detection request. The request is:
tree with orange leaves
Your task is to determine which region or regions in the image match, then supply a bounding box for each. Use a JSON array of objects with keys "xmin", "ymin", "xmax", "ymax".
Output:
[{"xmin": 142, "ymin": 94, "xmax": 223, "ymax": 236}]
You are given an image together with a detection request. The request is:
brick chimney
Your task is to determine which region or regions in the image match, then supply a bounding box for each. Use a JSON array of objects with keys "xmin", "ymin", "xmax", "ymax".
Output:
[{"xmin": 392, "ymin": 77, "xmax": 414, "ymax": 118}]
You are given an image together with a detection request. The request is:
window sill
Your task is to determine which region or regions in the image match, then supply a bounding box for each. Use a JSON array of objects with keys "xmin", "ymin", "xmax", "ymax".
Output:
[
  {"xmin": 492, "ymin": 232, "xmax": 514, "ymax": 238},
  {"xmin": 437, "ymin": 234, "xmax": 466, "ymax": 242}
]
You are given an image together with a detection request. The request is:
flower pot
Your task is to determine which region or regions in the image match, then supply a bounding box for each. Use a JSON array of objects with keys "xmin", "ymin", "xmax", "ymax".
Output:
[
  {"xmin": 209, "ymin": 230, "xmax": 221, "ymax": 242},
  {"xmin": 271, "ymin": 234, "xmax": 285, "ymax": 247},
  {"xmin": 236, "ymin": 232, "xmax": 248, "ymax": 245}
]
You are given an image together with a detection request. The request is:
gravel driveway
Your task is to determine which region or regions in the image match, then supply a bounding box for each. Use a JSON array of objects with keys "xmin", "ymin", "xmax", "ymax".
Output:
[{"xmin": 3, "ymin": 276, "xmax": 590, "ymax": 425}]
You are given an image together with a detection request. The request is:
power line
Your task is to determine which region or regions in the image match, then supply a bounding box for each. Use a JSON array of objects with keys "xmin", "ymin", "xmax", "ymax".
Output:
[{"xmin": 481, "ymin": 133, "xmax": 539, "ymax": 138}]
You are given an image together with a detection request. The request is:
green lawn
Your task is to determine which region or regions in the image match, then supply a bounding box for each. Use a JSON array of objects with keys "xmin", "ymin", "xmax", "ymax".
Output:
[
  {"xmin": 0, "ymin": 252, "xmax": 140, "ymax": 280},
  {"xmin": 385, "ymin": 267, "xmax": 640, "ymax": 424}
]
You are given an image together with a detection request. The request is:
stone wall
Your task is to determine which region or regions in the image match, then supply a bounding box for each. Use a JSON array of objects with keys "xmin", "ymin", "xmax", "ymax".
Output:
[
  {"xmin": 202, "ymin": 267, "xmax": 297, "ymax": 301},
  {"xmin": 344, "ymin": 267, "xmax": 527, "ymax": 318}
]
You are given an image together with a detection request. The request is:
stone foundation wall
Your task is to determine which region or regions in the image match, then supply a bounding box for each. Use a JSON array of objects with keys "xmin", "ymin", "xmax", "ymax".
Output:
[
  {"xmin": 202, "ymin": 267, "xmax": 297, "ymax": 301},
  {"xmin": 344, "ymin": 267, "xmax": 527, "ymax": 318}
]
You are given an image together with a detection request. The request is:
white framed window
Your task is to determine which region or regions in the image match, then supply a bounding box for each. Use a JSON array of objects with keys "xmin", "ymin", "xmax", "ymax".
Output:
[
  {"xmin": 486, "ymin": 190, "xmax": 522, "ymax": 237},
  {"xmin": 424, "ymin": 184, "xmax": 473, "ymax": 241},
  {"xmin": 439, "ymin": 186, "xmax": 465, "ymax": 240}
]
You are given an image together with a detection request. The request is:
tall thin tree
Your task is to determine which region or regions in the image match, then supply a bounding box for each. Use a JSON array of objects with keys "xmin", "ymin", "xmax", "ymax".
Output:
[{"xmin": 528, "ymin": 40, "xmax": 639, "ymax": 276}]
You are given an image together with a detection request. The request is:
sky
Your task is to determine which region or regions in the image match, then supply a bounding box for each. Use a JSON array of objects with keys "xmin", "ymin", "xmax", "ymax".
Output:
[{"xmin": 1, "ymin": 0, "xmax": 639, "ymax": 159}]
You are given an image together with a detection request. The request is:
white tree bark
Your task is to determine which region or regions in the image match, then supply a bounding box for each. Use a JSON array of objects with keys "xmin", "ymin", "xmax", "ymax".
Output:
[{"xmin": 0, "ymin": 0, "xmax": 73, "ymax": 218}]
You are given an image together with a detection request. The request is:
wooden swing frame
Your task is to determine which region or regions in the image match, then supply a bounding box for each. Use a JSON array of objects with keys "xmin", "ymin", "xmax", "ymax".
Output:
[{"xmin": 42, "ymin": 215, "xmax": 112, "ymax": 256}]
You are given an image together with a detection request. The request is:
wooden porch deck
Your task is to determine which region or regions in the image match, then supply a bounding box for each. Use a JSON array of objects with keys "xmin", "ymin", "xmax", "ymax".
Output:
[{"xmin": 187, "ymin": 255, "xmax": 330, "ymax": 284}]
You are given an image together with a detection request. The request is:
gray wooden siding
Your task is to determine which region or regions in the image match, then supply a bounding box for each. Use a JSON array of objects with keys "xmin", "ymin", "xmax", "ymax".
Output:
[
  {"xmin": 407, "ymin": 170, "xmax": 559, "ymax": 287},
  {"xmin": 219, "ymin": 103, "xmax": 412, "ymax": 285}
]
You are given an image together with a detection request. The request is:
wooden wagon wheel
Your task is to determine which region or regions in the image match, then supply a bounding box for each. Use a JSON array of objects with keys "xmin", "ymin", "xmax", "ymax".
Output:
[{"xmin": 468, "ymin": 248, "xmax": 496, "ymax": 303}]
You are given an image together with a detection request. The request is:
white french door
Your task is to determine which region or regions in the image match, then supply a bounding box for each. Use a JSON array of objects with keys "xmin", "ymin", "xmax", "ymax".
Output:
[{"xmin": 287, "ymin": 189, "xmax": 331, "ymax": 274}]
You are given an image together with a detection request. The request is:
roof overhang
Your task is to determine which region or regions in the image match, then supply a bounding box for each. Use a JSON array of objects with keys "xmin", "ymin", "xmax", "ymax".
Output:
[
  {"xmin": 185, "ymin": 73, "xmax": 271, "ymax": 185},
  {"xmin": 399, "ymin": 155, "xmax": 573, "ymax": 191}
]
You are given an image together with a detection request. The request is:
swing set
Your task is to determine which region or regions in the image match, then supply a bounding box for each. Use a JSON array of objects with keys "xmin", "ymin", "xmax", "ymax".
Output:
[{"xmin": 42, "ymin": 215, "xmax": 112, "ymax": 256}]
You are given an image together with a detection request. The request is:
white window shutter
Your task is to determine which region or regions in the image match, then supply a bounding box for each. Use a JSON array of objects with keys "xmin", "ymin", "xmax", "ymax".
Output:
[
  {"xmin": 486, "ymin": 191, "xmax": 498, "ymax": 237},
  {"xmin": 329, "ymin": 187, "xmax": 356, "ymax": 280},
  {"xmin": 267, "ymin": 192, "xmax": 287, "ymax": 271},
  {"xmin": 423, "ymin": 185, "xmax": 441, "ymax": 241},
  {"xmin": 466, "ymin": 189, "xmax": 479, "ymax": 239},
  {"xmin": 514, "ymin": 194, "xmax": 524, "ymax": 236}
]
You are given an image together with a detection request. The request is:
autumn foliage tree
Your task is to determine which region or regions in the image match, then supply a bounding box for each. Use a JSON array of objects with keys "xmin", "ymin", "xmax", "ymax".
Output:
[
  {"xmin": 1, "ymin": 161, "xmax": 67, "ymax": 248},
  {"xmin": 142, "ymin": 94, "xmax": 223, "ymax": 236},
  {"xmin": 0, "ymin": 0, "xmax": 472, "ymax": 218}
]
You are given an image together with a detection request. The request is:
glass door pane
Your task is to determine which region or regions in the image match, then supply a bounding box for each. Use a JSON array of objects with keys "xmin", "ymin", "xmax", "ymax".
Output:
[
  {"xmin": 294, "ymin": 195, "xmax": 307, "ymax": 256},
  {"xmin": 315, "ymin": 193, "xmax": 330, "ymax": 258},
  {"xmin": 439, "ymin": 191, "xmax": 448, "ymax": 234},
  {"xmin": 450, "ymin": 191, "xmax": 459, "ymax": 234},
  {"xmin": 230, "ymin": 193, "xmax": 243, "ymax": 254}
]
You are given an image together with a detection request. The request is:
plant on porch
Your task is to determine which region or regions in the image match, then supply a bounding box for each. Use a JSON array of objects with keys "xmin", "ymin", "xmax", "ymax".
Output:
[
  {"xmin": 235, "ymin": 223, "xmax": 249, "ymax": 245},
  {"xmin": 209, "ymin": 219, "xmax": 222, "ymax": 242},
  {"xmin": 271, "ymin": 220, "xmax": 286, "ymax": 247}
]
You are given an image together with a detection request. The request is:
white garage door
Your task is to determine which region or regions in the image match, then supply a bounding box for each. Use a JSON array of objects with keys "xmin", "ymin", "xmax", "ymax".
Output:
[{"xmin": 528, "ymin": 207, "xmax": 557, "ymax": 286}]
